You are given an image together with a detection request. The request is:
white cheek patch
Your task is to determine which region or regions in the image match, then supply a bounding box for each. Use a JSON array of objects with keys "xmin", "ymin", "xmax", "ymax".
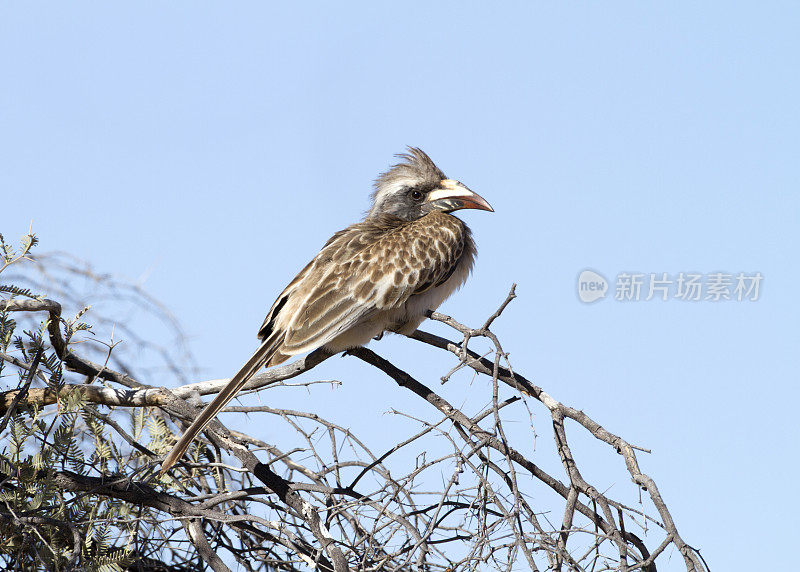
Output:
[
  {"xmin": 382, "ymin": 179, "xmax": 411, "ymax": 197},
  {"xmin": 370, "ymin": 177, "xmax": 422, "ymax": 215}
]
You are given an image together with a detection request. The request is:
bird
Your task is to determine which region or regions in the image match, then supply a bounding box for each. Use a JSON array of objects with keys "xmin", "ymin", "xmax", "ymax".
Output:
[{"xmin": 159, "ymin": 147, "xmax": 493, "ymax": 474}]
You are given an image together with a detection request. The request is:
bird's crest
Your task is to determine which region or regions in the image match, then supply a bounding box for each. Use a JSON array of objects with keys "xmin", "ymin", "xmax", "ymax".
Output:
[
  {"xmin": 369, "ymin": 147, "xmax": 446, "ymax": 217},
  {"xmin": 375, "ymin": 147, "xmax": 444, "ymax": 192}
]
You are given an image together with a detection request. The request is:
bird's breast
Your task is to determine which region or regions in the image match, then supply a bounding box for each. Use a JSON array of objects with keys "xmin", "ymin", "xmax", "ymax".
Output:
[{"xmin": 390, "ymin": 214, "xmax": 477, "ymax": 335}]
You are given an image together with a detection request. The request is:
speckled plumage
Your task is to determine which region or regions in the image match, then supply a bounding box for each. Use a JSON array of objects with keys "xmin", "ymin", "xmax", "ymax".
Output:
[
  {"xmin": 160, "ymin": 148, "xmax": 491, "ymax": 474},
  {"xmin": 258, "ymin": 210, "xmax": 475, "ymax": 364}
]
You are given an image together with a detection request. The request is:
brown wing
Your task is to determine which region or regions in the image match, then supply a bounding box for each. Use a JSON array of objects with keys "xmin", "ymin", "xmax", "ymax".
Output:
[
  {"xmin": 257, "ymin": 226, "xmax": 358, "ymax": 342},
  {"xmin": 266, "ymin": 212, "xmax": 467, "ymax": 356}
]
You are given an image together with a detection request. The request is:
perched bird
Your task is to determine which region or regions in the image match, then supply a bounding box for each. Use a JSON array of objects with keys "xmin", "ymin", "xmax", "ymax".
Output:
[{"xmin": 159, "ymin": 148, "xmax": 493, "ymax": 474}]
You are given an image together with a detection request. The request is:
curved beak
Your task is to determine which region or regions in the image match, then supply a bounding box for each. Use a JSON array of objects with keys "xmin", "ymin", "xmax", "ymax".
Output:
[{"xmin": 426, "ymin": 179, "xmax": 494, "ymax": 213}]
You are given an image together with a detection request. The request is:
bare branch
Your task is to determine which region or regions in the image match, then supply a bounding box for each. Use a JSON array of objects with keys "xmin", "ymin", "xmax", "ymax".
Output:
[{"xmin": 0, "ymin": 254, "xmax": 705, "ymax": 571}]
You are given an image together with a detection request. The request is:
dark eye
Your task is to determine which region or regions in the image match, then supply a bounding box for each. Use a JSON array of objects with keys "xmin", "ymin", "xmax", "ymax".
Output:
[{"xmin": 410, "ymin": 190, "xmax": 424, "ymax": 201}]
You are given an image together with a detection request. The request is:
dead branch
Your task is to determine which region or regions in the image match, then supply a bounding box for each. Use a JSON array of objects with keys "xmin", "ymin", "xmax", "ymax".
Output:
[{"xmin": 0, "ymin": 256, "xmax": 706, "ymax": 571}]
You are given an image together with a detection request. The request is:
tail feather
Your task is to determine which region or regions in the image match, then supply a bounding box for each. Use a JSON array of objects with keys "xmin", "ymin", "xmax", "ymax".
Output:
[{"xmin": 158, "ymin": 335, "xmax": 282, "ymax": 475}]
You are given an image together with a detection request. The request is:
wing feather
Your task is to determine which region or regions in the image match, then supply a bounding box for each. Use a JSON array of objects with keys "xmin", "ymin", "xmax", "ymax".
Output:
[{"xmin": 279, "ymin": 212, "xmax": 468, "ymax": 353}]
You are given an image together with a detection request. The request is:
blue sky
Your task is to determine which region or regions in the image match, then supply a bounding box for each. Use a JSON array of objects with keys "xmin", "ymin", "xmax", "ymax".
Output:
[{"xmin": 2, "ymin": 3, "xmax": 798, "ymax": 570}]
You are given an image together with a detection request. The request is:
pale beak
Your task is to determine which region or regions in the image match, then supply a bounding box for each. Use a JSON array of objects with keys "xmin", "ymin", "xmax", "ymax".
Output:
[{"xmin": 425, "ymin": 179, "xmax": 494, "ymax": 213}]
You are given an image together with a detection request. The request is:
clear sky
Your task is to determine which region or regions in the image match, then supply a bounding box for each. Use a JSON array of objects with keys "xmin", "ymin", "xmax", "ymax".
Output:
[{"xmin": 2, "ymin": 3, "xmax": 798, "ymax": 570}]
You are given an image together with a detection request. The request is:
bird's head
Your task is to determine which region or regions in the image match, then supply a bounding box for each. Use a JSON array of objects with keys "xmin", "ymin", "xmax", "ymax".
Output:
[{"xmin": 367, "ymin": 147, "xmax": 494, "ymax": 222}]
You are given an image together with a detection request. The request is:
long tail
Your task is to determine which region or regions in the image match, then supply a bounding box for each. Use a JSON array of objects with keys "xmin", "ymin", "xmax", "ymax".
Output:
[{"xmin": 158, "ymin": 335, "xmax": 281, "ymax": 475}]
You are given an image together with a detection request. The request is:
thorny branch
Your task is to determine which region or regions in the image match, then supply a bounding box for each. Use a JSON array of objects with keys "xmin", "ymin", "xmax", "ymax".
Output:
[{"xmin": 1, "ymin": 255, "xmax": 707, "ymax": 571}]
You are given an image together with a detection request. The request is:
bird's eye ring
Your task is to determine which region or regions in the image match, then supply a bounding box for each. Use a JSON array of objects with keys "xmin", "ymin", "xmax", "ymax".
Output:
[{"xmin": 410, "ymin": 190, "xmax": 424, "ymax": 201}]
